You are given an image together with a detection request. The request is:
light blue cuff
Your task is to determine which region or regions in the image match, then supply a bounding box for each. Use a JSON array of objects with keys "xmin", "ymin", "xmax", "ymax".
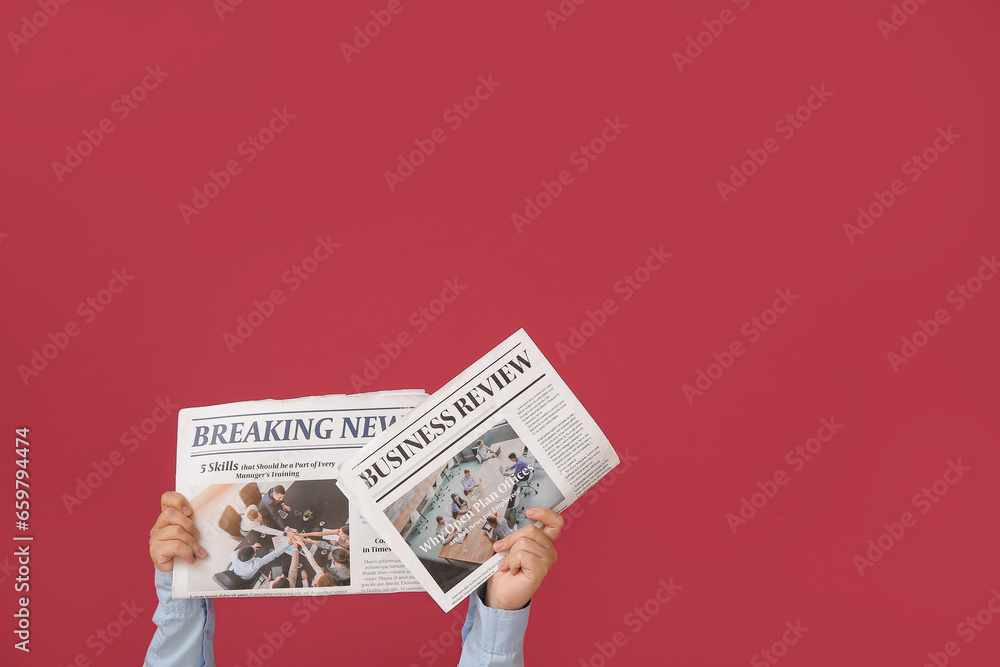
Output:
[
  {"xmin": 458, "ymin": 585, "xmax": 530, "ymax": 667},
  {"xmin": 144, "ymin": 569, "xmax": 215, "ymax": 667}
]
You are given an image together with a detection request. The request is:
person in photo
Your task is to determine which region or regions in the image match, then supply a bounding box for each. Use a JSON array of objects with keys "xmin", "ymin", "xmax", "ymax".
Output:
[
  {"xmin": 503, "ymin": 453, "xmax": 532, "ymax": 482},
  {"xmin": 435, "ymin": 516, "xmax": 459, "ymax": 545},
  {"xmin": 259, "ymin": 485, "xmax": 292, "ymax": 530},
  {"xmin": 484, "ymin": 515, "xmax": 515, "ymax": 543},
  {"xmin": 475, "ymin": 440, "xmax": 499, "ymax": 463},
  {"xmin": 313, "ymin": 573, "xmax": 337, "ymax": 588},
  {"xmin": 240, "ymin": 505, "xmax": 288, "ymax": 538},
  {"xmin": 460, "ymin": 470, "xmax": 482, "ymax": 498},
  {"xmin": 450, "ymin": 493, "xmax": 471, "ymax": 520},
  {"xmin": 325, "ymin": 547, "xmax": 350, "ymax": 585},
  {"xmin": 230, "ymin": 542, "xmax": 284, "ymax": 580},
  {"xmin": 279, "ymin": 535, "xmax": 304, "ymax": 588}
]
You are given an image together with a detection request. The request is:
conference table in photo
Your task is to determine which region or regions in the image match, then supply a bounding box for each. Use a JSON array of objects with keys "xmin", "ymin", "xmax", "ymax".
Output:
[
  {"xmin": 391, "ymin": 464, "xmax": 447, "ymax": 535},
  {"xmin": 285, "ymin": 479, "xmax": 348, "ymax": 530},
  {"xmin": 255, "ymin": 479, "xmax": 349, "ymax": 534},
  {"xmin": 438, "ymin": 439, "xmax": 523, "ymax": 566}
]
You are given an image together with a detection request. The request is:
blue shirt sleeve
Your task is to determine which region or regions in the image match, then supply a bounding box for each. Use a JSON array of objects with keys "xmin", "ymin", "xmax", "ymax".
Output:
[
  {"xmin": 144, "ymin": 569, "xmax": 215, "ymax": 667},
  {"xmin": 255, "ymin": 547, "xmax": 284, "ymax": 569},
  {"xmin": 142, "ymin": 571, "xmax": 528, "ymax": 667},
  {"xmin": 457, "ymin": 585, "xmax": 531, "ymax": 667}
]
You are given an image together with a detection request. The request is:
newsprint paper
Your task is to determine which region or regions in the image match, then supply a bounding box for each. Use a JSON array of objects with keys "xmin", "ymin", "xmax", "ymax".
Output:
[
  {"xmin": 172, "ymin": 390, "xmax": 428, "ymax": 599},
  {"xmin": 337, "ymin": 329, "xmax": 620, "ymax": 611}
]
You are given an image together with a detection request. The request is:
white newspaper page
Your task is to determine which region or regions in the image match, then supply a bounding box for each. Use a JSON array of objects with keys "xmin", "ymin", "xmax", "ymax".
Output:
[
  {"xmin": 338, "ymin": 329, "xmax": 620, "ymax": 611},
  {"xmin": 173, "ymin": 390, "xmax": 428, "ymax": 599}
]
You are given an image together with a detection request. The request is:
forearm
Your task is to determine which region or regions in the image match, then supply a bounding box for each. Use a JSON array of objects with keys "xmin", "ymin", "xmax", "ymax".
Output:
[
  {"xmin": 289, "ymin": 549, "xmax": 300, "ymax": 586},
  {"xmin": 300, "ymin": 547, "xmax": 322, "ymax": 573},
  {"xmin": 457, "ymin": 585, "xmax": 530, "ymax": 667},
  {"xmin": 256, "ymin": 523, "xmax": 284, "ymax": 537},
  {"xmin": 261, "ymin": 548, "xmax": 284, "ymax": 567},
  {"xmin": 144, "ymin": 569, "xmax": 215, "ymax": 667},
  {"xmin": 300, "ymin": 529, "xmax": 335, "ymax": 537}
]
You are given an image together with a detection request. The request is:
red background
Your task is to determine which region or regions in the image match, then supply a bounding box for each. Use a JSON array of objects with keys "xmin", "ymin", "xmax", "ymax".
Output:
[{"xmin": 3, "ymin": 1, "xmax": 1000, "ymax": 665}]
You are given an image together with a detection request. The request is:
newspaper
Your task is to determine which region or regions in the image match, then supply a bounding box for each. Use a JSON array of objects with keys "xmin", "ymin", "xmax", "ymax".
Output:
[
  {"xmin": 336, "ymin": 329, "xmax": 620, "ymax": 611},
  {"xmin": 172, "ymin": 390, "xmax": 428, "ymax": 599}
]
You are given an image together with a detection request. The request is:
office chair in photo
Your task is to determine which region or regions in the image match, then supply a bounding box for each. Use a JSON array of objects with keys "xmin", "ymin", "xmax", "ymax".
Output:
[
  {"xmin": 213, "ymin": 570, "xmax": 250, "ymax": 590},
  {"xmin": 239, "ymin": 483, "xmax": 262, "ymax": 509},
  {"xmin": 514, "ymin": 469, "xmax": 539, "ymax": 496},
  {"xmin": 219, "ymin": 505, "xmax": 244, "ymax": 541}
]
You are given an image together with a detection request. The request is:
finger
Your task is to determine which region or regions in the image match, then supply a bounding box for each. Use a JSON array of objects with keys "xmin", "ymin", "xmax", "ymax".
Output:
[
  {"xmin": 150, "ymin": 538, "xmax": 203, "ymax": 570},
  {"xmin": 504, "ymin": 549, "xmax": 526, "ymax": 576},
  {"xmin": 151, "ymin": 507, "xmax": 199, "ymax": 540},
  {"xmin": 525, "ymin": 507, "xmax": 563, "ymax": 540},
  {"xmin": 508, "ymin": 536, "xmax": 548, "ymax": 561},
  {"xmin": 493, "ymin": 523, "xmax": 555, "ymax": 556},
  {"xmin": 160, "ymin": 491, "xmax": 193, "ymax": 517},
  {"xmin": 503, "ymin": 539, "xmax": 549, "ymax": 576},
  {"xmin": 153, "ymin": 523, "xmax": 198, "ymax": 544},
  {"xmin": 154, "ymin": 524, "xmax": 201, "ymax": 553},
  {"xmin": 504, "ymin": 547, "xmax": 550, "ymax": 579},
  {"xmin": 165, "ymin": 538, "xmax": 204, "ymax": 565}
]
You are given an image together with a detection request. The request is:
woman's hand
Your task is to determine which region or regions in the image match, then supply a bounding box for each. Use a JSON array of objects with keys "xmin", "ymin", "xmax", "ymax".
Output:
[
  {"xmin": 485, "ymin": 508, "xmax": 563, "ymax": 611},
  {"xmin": 149, "ymin": 491, "xmax": 207, "ymax": 572}
]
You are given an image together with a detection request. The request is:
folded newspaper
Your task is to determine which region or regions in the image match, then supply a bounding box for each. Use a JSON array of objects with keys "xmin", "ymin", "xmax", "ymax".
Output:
[
  {"xmin": 172, "ymin": 390, "xmax": 428, "ymax": 598},
  {"xmin": 336, "ymin": 329, "xmax": 620, "ymax": 611}
]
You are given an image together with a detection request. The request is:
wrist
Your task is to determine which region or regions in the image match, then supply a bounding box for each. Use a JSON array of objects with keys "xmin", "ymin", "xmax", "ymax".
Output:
[{"xmin": 483, "ymin": 580, "xmax": 529, "ymax": 611}]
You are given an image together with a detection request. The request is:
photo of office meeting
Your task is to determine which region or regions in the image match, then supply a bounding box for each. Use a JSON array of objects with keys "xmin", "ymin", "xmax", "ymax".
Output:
[
  {"xmin": 384, "ymin": 420, "xmax": 565, "ymax": 593},
  {"xmin": 186, "ymin": 479, "xmax": 351, "ymax": 593}
]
